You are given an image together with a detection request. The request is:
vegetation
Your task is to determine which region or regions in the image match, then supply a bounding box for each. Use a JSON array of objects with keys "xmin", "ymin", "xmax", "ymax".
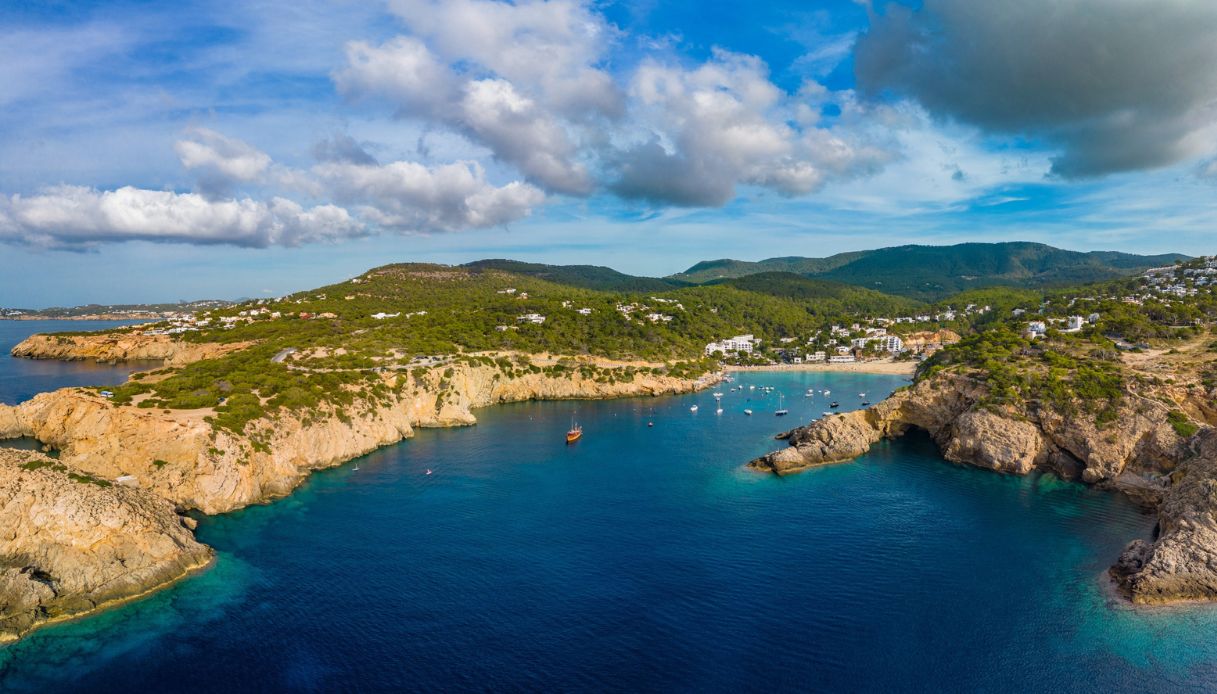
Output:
[{"xmin": 671, "ymin": 242, "xmax": 1186, "ymax": 300}]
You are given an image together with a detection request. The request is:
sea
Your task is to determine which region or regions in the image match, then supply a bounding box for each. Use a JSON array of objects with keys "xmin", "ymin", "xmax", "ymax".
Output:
[{"xmin": 3, "ymin": 320, "xmax": 1217, "ymax": 692}]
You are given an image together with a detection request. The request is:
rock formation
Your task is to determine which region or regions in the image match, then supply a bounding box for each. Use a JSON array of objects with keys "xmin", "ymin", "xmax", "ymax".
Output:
[
  {"xmin": 11, "ymin": 333, "xmax": 250, "ymax": 366},
  {"xmin": 749, "ymin": 370, "xmax": 1217, "ymax": 604},
  {"xmin": 0, "ymin": 354, "xmax": 714, "ymax": 640},
  {"xmin": 0, "ymin": 448, "xmax": 211, "ymax": 643}
]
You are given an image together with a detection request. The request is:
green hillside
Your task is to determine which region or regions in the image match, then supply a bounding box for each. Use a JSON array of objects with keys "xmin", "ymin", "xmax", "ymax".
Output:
[
  {"xmin": 672, "ymin": 251, "xmax": 869, "ymax": 283},
  {"xmin": 672, "ymin": 242, "xmax": 1187, "ymax": 300},
  {"xmin": 711, "ymin": 272, "xmax": 923, "ymax": 316},
  {"xmin": 462, "ymin": 259, "xmax": 687, "ymax": 293}
]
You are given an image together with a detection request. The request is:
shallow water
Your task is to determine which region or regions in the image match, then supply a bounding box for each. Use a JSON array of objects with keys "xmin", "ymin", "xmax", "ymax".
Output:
[{"xmin": 3, "ymin": 322, "xmax": 1217, "ymax": 692}]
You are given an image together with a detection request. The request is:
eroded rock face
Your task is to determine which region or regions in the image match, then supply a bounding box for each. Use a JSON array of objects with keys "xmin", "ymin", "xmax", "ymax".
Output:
[
  {"xmin": 750, "ymin": 372, "xmax": 1185, "ymax": 483},
  {"xmin": 1112, "ymin": 429, "xmax": 1217, "ymax": 604},
  {"xmin": 0, "ymin": 449, "xmax": 211, "ymax": 643},
  {"xmin": 0, "ymin": 356, "xmax": 712, "ymax": 640},
  {"xmin": 941, "ymin": 409, "xmax": 1048, "ymax": 474},
  {"xmin": 749, "ymin": 369, "xmax": 1217, "ymax": 604},
  {"xmin": 11, "ymin": 333, "xmax": 250, "ymax": 366},
  {"xmin": 0, "ymin": 360, "xmax": 711, "ymax": 514}
]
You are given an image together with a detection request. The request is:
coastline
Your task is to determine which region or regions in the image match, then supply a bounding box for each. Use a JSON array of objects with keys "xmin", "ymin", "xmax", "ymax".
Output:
[{"xmin": 725, "ymin": 360, "xmax": 917, "ymax": 376}]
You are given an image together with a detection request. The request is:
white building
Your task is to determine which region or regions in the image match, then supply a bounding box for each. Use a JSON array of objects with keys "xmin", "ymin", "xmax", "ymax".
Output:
[
  {"xmin": 828, "ymin": 355, "xmax": 856, "ymax": 363},
  {"xmin": 371, "ymin": 312, "xmax": 400, "ymax": 320},
  {"xmin": 704, "ymin": 334, "xmax": 756, "ymax": 356},
  {"xmin": 517, "ymin": 313, "xmax": 546, "ymax": 324},
  {"xmin": 1066, "ymin": 315, "xmax": 1085, "ymax": 332}
]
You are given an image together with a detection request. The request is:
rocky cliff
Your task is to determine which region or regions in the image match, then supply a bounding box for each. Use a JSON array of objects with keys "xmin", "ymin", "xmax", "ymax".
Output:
[
  {"xmin": 0, "ymin": 448, "xmax": 211, "ymax": 643},
  {"xmin": 0, "ymin": 357, "xmax": 712, "ymax": 640},
  {"xmin": 11, "ymin": 333, "xmax": 250, "ymax": 366},
  {"xmin": 748, "ymin": 371, "xmax": 1217, "ymax": 604}
]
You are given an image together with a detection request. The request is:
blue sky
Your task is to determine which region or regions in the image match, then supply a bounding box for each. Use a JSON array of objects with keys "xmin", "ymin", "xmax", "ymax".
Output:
[{"xmin": 2, "ymin": 0, "xmax": 1216, "ymax": 306}]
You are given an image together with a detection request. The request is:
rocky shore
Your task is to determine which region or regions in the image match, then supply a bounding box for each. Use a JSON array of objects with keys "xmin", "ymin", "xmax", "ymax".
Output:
[
  {"xmin": 0, "ymin": 351, "xmax": 714, "ymax": 640},
  {"xmin": 0, "ymin": 448, "xmax": 211, "ymax": 643},
  {"xmin": 11, "ymin": 333, "xmax": 251, "ymax": 366},
  {"xmin": 749, "ymin": 371, "xmax": 1217, "ymax": 605}
]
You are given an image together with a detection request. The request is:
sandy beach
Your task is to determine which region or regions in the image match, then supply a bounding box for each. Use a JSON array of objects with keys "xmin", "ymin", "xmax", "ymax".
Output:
[{"xmin": 725, "ymin": 359, "xmax": 918, "ymax": 376}]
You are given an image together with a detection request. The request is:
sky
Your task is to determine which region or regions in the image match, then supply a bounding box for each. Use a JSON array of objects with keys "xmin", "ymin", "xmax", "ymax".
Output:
[{"xmin": 2, "ymin": 0, "xmax": 1217, "ymax": 306}]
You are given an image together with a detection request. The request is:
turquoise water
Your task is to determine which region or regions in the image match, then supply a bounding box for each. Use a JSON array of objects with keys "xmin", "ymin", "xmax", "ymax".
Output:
[{"xmin": 3, "ymin": 321, "xmax": 1217, "ymax": 691}]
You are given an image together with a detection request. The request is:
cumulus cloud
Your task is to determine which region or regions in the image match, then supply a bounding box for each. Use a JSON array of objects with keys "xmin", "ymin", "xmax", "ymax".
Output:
[
  {"xmin": 612, "ymin": 50, "xmax": 892, "ymax": 206},
  {"xmin": 335, "ymin": 31, "xmax": 592, "ymax": 195},
  {"xmin": 386, "ymin": 0, "xmax": 623, "ymax": 119},
  {"xmin": 335, "ymin": 0, "xmax": 903, "ymax": 206},
  {"xmin": 0, "ymin": 185, "xmax": 363, "ymax": 249},
  {"xmin": 314, "ymin": 159, "xmax": 544, "ymax": 232},
  {"xmin": 174, "ymin": 127, "xmax": 273, "ymax": 194},
  {"xmin": 855, "ymin": 0, "xmax": 1217, "ymax": 178}
]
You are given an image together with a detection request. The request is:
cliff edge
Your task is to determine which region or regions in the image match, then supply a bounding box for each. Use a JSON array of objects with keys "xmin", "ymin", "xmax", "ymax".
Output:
[
  {"xmin": 0, "ymin": 448, "xmax": 211, "ymax": 643},
  {"xmin": 748, "ymin": 371, "xmax": 1217, "ymax": 604}
]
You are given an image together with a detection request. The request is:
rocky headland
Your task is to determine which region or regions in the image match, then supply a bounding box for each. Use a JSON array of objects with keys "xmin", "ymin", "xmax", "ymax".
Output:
[
  {"xmin": 749, "ymin": 371, "xmax": 1217, "ymax": 605},
  {"xmin": 0, "ymin": 448, "xmax": 211, "ymax": 643},
  {"xmin": 0, "ymin": 348, "xmax": 714, "ymax": 640},
  {"xmin": 11, "ymin": 333, "xmax": 251, "ymax": 366}
]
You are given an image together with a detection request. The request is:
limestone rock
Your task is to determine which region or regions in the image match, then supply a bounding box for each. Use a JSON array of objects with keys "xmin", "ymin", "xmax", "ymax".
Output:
[
  {"xmin": 11, "ymin": 333, "xmax": 250, "ymax": 366},
  {"xmin": 0, "ymin": 449, "xmax": 211, "ymax": 643}
]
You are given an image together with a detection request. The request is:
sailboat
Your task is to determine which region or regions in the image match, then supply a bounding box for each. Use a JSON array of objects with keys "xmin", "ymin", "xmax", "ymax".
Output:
[
  {"xmin": 690, "ymin": 404, "xmax": 699, "ymax": 413},
  {"xmin": 566, "ymin": 415, "xmax": 583, "ymax": 444},
  {"xmin": 775, "ymin": 393, "xmax": 789, "ymax": 416}
]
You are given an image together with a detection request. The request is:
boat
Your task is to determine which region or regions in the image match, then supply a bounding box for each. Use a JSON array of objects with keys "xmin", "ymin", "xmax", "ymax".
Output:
[
  {"xmin": 748, "ymin": 385, "xmax": 755, "ymax": 390},
  {"xmin": 830, "ymin": 401, "xmax": 840, "ymax": 408},
  {"xmin": 713, "ymin": 391, "xmax": 723, "ymax": 398},
  {"xmin": 716, "ymin": 407, "xmax": 723, "ymax": 414},
  {"xmin": 858, "ymin": 392, "xmax": 866, "ymax": 398},
  {"xmin": 744, "ymin": 408, "xmax": 753, "ymax": 415},
  {"xmin": 823, "ymin": 390, "xmax": 831, "ymax": 396},
  {"xmin": 775, "ymin": 393, "xmax": 789, "ymax": 416},
  {"xmin": 353, "ymin": 464, "xmax": 359, "ymax": 471},
  {"xmin": 566, "ymin": 416, "xmax": 583, "ymax": 444},
  {"xmin": 648, "ymin": 421, "xmax": 654, "ymax": 427},
  {"xmin": 861, "ymin": 401, "xmax": 870, "ymax": 406},
  {"xmin": 690, "ymin": 405, "xmax": 699, "ymax": 412},
  {"xmin": 425, "ymin": 469, "xmax": 433, "ymax": 475},
  {"xmin": 822, "ymin": 411, "xmax": 832, "ymax": 416}
]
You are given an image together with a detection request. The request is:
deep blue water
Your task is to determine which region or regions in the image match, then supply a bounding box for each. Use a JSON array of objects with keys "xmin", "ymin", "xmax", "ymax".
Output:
[
  {"xmin": 0, "ymin": 319, "xmax": 149, "ymax": 405},
  {"xmin": 3, "ymin": 321, "xmax": 1217, "ymax": 692}
]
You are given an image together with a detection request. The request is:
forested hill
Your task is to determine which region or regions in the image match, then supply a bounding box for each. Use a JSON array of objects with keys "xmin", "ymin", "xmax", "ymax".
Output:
[
  {"xmin": 709, "ymin": 272, "xmax": 923, "ymax": 316},
  {"xmin": 462, "ymin": 259, "xmax": 688, "ymax": 293},
  {"xmin": 670, "ymin": 242, "xmax": 1187, "ymax": 300}
]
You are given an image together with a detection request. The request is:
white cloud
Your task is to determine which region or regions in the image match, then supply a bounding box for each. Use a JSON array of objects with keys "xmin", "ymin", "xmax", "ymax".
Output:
[
  {"xmin": 611, "ymin": 50, "xmax": 893, "ymax": 206},
  {"xmin": 0, "ymin": 186, "xmax": 363, "ymax": 249},
  {"xmin": 386, "ymin": 0, "xmax": 623, "ymax": 119},
  {"xmin": 175, "ymin": 127, "xmax": 273, "ymax": 198},
  {"xmin": 314, "ymin": 159, "xmax": 544, "ymax": 232},
  {"xmin": 335, "ymin": 31, "xmax": 592, "ymax": 195}
]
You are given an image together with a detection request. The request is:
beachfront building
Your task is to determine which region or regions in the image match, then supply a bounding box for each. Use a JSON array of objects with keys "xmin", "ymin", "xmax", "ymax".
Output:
[{"xmin": 704, "ymin": 334, "xmax": 756, "ymax": 356}]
